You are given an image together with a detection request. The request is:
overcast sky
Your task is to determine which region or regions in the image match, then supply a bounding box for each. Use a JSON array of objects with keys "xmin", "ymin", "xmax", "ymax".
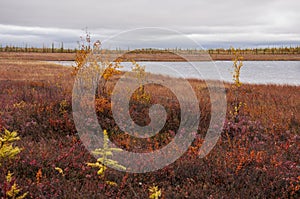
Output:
[{"xmin": 0, "ymin": 0, "xmax": 299, "ymax": 49}]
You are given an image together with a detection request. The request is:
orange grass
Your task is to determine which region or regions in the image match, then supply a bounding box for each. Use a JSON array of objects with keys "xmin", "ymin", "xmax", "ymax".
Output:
[{"xmin": 0, "ymin": 59, "xmax": 299, "ymax": 198}]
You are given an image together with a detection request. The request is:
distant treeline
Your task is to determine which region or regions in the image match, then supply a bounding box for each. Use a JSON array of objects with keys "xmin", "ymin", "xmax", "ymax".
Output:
[
  {"xmin": 207, "ymin": 47, "xmax": 300, "ymax": 55},
  {"xmin": 0, "ymin": 43, "xmax": 76, "ymax": 53},
  {"xmin": 0, "ymin": 44, "xmax": 300, "ymax": 55},
  {"xmin": 129, "ymin": 47, "xmax": 300, "ymax": 55}
]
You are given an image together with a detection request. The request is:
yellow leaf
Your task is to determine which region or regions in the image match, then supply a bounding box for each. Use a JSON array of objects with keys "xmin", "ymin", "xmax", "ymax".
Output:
[
  {"xmin": 105, "ymin": 181, "xmax": 118, "ymax": 186},
  {"xmin": 6, "ymin": 171, "xmax": 13, "ymax": 182},
  {"xmin": 149, "ymin": 185, "xmax": 162, "ymax": 199},
  {"xmin": 16, "ymin": 192, "xmax": 28, "ymax": 199},
  {"xmin": 7, "ymin": 183, "xmax": 20, "ymax": 197},
  {"xmin": 55, "ymin": 167, "xmax": 65, "ymax": 176}
]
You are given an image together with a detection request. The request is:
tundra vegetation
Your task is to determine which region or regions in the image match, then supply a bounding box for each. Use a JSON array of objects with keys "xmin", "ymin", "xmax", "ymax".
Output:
[{"xmin": 0, "ymin": 35, "xmax": 299, "ymax": 198}]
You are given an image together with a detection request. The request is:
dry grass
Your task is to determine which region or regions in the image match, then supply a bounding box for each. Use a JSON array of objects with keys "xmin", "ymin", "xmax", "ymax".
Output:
[
  {"xmin": 0, "ymin": 58, "xmax": 299, "ymax": 198},
  {"xmin": 0, "ymin": 52, "xmax": 75, "ymax": 61}
]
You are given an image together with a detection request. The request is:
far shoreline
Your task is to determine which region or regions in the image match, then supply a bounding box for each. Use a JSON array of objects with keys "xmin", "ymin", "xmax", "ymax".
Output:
[{"xmin": 1, "ymin": 52, "xmax": 300, "ymax": 62}]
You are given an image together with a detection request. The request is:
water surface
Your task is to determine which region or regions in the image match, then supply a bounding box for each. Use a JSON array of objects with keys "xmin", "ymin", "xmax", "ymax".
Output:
[{"xmin": 52, "ymin": 61, "xmax": 300, "ymax": 85}]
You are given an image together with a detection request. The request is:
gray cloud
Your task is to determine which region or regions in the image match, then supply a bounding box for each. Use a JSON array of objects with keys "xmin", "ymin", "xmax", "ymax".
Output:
[{"xmin": 0, "ymin": 0, "xmax": 299, "ymax": 48}]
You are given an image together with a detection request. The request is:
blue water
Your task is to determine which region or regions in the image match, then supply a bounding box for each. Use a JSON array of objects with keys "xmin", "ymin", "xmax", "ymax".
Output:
[{"xmin": 51, "ymin": 61, "xmax": 300, "ymax": 85}]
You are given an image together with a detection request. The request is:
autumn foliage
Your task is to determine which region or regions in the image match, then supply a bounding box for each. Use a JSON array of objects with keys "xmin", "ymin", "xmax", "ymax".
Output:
[{"xmin": 0, "ymin": 43, "xmax": 299, "ymax": 198}]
